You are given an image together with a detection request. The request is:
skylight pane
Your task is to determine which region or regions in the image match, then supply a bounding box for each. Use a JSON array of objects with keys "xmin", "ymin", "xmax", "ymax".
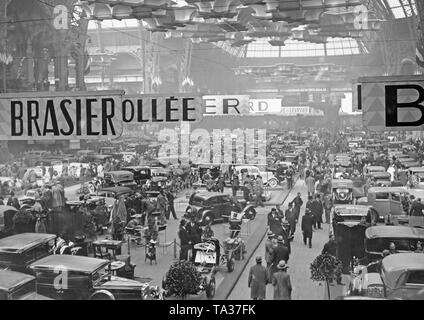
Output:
[{"xmin": 392, "ymin": 7, "xmax": 406, "ymax": 18}]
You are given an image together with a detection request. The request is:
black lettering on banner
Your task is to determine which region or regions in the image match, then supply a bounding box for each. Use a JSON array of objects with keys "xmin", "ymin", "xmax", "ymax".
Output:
[
  {"xmin": 122, "ymin": 99, "xmax": 134, "ymax": 123},
  {"xmin": 385, "ymin": 84, "xmax": 424, "ymax": 127},
  {"xmin": 151, "ymin": 99, "xmax": 163, "ymax": 122},
  {"xmin": 137, "ymin": 99, "xmax": 148, "ymax": 122},
  {"xmin": 86, "ymin": 98, "xmax": 99, "ymax": 136},
  {"xmin": 11, "ymin": 101, "xmax": 23, "ymax": 136},
  {"xmin": 60, "ymin": 99, "xmax": 74, "ymax": 136},
  {"xmin": 166, "ymin": 96, "xmax": 178, "ymax": 122},
  {"xmin": 223, "ymin": 98, "xmax": 240, "ymax": 114},
  {"xmin": 27, "ymin": 100, "xmax": 41, "ymax": 136},
  {"xmin": 182, "ymin": 98, "xmax": 196, "ymax": 121},
  {"xmin": 43, "ymin": 100, "xmax": 60, "ymax": 136},
  {"xmin": 76, "ymin": 99, "xmax": 82, "ymax": 136},
  {"xmin": 102, "ymin": 98, "xmax": 115, "ymax": 135}
]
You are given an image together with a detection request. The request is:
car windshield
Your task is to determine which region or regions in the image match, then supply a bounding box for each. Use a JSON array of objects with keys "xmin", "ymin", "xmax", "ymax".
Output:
[
  {"xmin": 190, "ymin": 195, "xmax": 205, "ymax": 206},
  {"xmin": 406, "ymin": 271, "xmax": 424, "ymax": 285},
  {"xmin": 92, "ymin": 267, "xmax": 110, "ymax": 286}
]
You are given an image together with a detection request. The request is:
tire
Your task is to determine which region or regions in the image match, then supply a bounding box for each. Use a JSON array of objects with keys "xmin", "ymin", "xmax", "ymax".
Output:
[
  {"xmin": 206, "ymin": 278, "xmax": 216, "ymax": 298},
  {"xmin": 244, "ymin": 208, "xmax": 256, "ymax": 220},
  {"xmin": 203, "ymin": 212, "xmax": 214, "ymax": 225},
  {"xmin": 268, "ymin": 178, "xmax": 278, "ymax": 188},
  {"xmin": 88, "ymin": 183, "xmax": 96, "ymax": 194},
  {"xmin": 227, "ymin": 258, "xmax": 235, "ymax": 273},
  {"xmin": 90, "ymin": 290, "xmax": 115, "ymax": 300}
]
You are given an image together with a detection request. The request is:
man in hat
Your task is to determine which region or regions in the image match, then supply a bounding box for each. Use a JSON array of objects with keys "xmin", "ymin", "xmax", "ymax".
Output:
[
  {"xmin": 302, "ymin": 209, "xmax": 314, "ymax": 248},
  {"xmin": 248, "ymin": 256, "xmax": 268, "ymax": 300},
  {"xmin": 270, "ymin": 236, "xmax": 290, "ymax": 276},
  {"xmin": 272, "ymin": 260, "xmax": 292, "ymax": 300}
]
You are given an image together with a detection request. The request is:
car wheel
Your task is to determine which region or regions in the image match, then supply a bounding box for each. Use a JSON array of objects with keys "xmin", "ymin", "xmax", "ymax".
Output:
[
  {"xmin": 268, "ymin": 178, "xmax": 278, "ymax": 188},
  {"xmin": 206, "ymin": 278, "xmax": 216, "ymax": 298},
  {"xmin": 244, "ymin": 208, "xmax": 256, "ymax": 220},
  {"xmin": 90, "ymin": 290, "xmax": 115, "ymax": 300},
  {"xmin": 203, "ymin": 213, "xmax": 214, "ymax": 225},
  {"xmin": 88, "ymin": 183, "xmax": 96, "ymax": 194}
]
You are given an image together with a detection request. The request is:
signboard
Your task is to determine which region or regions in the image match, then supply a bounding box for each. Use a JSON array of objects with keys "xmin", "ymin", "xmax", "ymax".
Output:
[
  {"xmin": 2, "ymin": 90, "xmax": 124, "ymax": 140},
  {"xmin": 203, "ymin": 95, "xmax": 250, "ymax": 115},
  {"xmin": 0, "ymin": 91, "xmax": 204, "ymax": 140},
  {"xmin": 248, "ymin": 99, "xmax": 282, "ymax": 113},
  {"xmin": 122, "ymin": 94, "xmax": 203, "ymax": 135},
  {"xmin": 280, "ymin": 106, "xmax": 311, "ymax": 115},
  {"xmin": 359, "ymin": 75, "xmax": 424, "ymax": 131}
]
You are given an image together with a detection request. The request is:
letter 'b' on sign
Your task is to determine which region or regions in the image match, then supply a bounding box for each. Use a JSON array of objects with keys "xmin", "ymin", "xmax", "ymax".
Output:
[{"xmin": 359, "ymin": 76, "xmax": 424, "ymax": 131}]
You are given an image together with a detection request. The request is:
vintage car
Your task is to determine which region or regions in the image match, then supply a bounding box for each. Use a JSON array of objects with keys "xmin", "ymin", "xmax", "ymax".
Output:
[
  {"xmin": 368, "ymin": 172, "xmax": 392, "ymax": 186},
  {"xmin": 103, "ymin": 171, "xmax": 137, "ymax": 190},
  {"xmin": 234, "ymin": 165, "xmax": 278, "ymax": 188},
  {"xmin": 364, "ymin": 166, "xmax": 386, "ymax": 176},
  {"xmin": 92, "ymin": 186, "xmax": 134, "ymax": 208},
  {"xmin": 348, "ymin": 253, "xmax": 424, "ymax": 300},
  {"xmin": 0, "ymin": 233, "xmax": 57, "ymax": 273},
  {"xmin": 121, "ymin": 166, "xmax": 152, "ymax": 186},
  {"xmin": 363, "ymin": 226, "xmax": 424, "ymax": 263},
  {"xmin": 332, "ymin": 179, "xmax": 354, "ymax": 204},
  {"xmin": 29, "ymin": 255, "xmax": 163, "ymax": 300},
  {"xmin": 0, "ymin": 205, "xmax": 18, "ymax": 239},
  {"xmin": 357, "ymin": 187, "xmax": 409, "ymax": 224},
  {"xmin": 0, "ymin": 269, "xmax": 51, "ymax": 300},
  {"xmin": 331, "ymin": 205, "xmax": 374, "ymax": 273},
  {"xmin": 185, "ymin": 192, "xmax": 256, "ymax": 224},
  {"xmin": 333, "ymin": 161, "xmax": 352, "ymax": 178},
  {"xmin": 409, "ymin": 167, "xmax": 424, "ymax": 189}
]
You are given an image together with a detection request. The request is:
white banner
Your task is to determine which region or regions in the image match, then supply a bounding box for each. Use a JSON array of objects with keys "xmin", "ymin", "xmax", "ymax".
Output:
[{"xmin": 248, "ymin": 99, "xmax": 282, "ymax": 113}]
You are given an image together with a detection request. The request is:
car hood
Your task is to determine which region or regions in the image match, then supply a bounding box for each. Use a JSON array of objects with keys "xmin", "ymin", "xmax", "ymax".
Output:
[{"xmin": 97, "ymin": 276, "xmax": 148, "ymax": 290}]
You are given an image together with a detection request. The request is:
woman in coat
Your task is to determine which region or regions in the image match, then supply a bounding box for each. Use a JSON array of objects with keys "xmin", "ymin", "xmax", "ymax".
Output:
[
  {"xmin": 272, "ymin": 260, "xmax": 292, "ymax": 300},
  {"xmin": 248, "ymin": 256, "xmax": 268, "ymax": 300}
]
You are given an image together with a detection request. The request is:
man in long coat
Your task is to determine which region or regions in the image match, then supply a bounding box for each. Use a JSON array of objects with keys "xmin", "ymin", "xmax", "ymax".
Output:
[
  {"xmin": 270, "ymin": 236, "xmax": 290, "ymax": 276},
  {"xmin": 290, "ymin": 192, "xmax": 303, "ymax": 221},
  {"xmin": 248, "ymin": 256, "xmax": 268, "ymax": 300},
  {"xmin": 302, "ymin": 209, "xmax": 314, "ymax": 248},
  {"xmin": 305, "ymin": 174, "xmax": 315, "ymax": 197},
  {"xmin": 272, "ymin": 260, "xmax": 292, "ymax": 300}
]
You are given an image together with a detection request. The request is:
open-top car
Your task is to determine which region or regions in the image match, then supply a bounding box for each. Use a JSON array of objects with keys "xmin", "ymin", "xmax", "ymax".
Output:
[
  {"xmin": 185, "ymin": 192, "xmax": 256, "ymax": 224},
  {"xmin": 0, "ymin": 233, "xmax": 57, "ymax": 273},
  {"xmin": 29, "ymin": 255, "xmax": 163, "ymax": 300},
  {"xmin": 348, "ymin": 253, "xmax": 424, "ymax": 300},
  {"xmin": 0, "ymin": 269, "xmax": 51, "ymax": 300}
]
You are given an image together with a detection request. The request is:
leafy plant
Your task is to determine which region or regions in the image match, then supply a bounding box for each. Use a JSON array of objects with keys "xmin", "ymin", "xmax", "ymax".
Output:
[
  {"xmin": 163, "ymin": 260, "xmax": 202, "ymax": 299},
  {"xmin": 310, "ymin": 253, "xmax": 343, "ymax": 300}
]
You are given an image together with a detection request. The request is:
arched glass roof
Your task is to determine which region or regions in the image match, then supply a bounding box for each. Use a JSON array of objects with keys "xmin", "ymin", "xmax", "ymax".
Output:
[
  {"xmin": 381, "ymin": 0, "xmax": 417, "ymax": 19},
  {"xmin": 246, "ymin": 38, "xmax": 362, "ymax": 58}
]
